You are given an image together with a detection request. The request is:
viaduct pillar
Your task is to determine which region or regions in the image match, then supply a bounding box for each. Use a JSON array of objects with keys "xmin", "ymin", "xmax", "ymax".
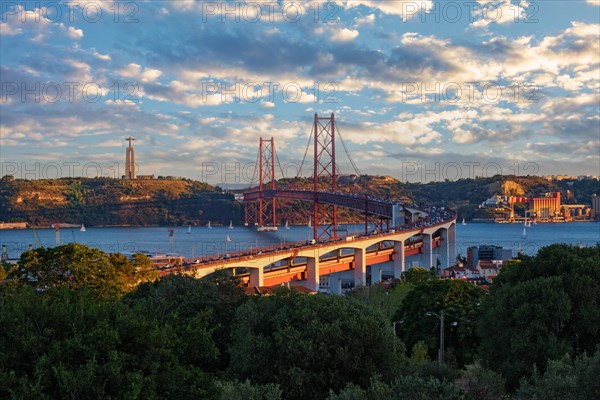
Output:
[
  {"xmin": 353, "ymin": 248, "xmax": 366, "ymax": 287},
  {"xmin": 422, "ymin": 233, "xmax": 433, "ymax": 269},
  {"xmin": 393, "ymin": 240, "xmax": 405, "ymax": 279},
  {"xmin": 306, "ymin": 257, "xmax": 320, "ymax": 292}
]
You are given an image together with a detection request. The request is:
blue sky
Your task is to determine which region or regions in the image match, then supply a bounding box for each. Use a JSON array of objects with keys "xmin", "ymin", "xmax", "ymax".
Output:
[{"xmin": 1, "ymin": 0, "xmax": 599, "ymax": 184}]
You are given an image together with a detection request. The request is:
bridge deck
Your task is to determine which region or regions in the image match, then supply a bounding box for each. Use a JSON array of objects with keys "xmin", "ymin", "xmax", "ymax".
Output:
[
  {"xmin": 159, "ymin": 214, "xmax": 454, "ymax": 277},
  {"xmin": 243, "ymin": 189, "xmax": 396, "ymax": 218}
]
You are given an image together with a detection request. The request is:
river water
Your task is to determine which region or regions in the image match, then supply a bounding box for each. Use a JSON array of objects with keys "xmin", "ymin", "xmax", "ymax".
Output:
[{"xmin": 1, "ymin": 222, "xmax": 599, "ymax": 260}]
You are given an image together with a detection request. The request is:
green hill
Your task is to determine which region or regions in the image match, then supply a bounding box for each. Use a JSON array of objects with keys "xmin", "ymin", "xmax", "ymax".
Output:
[
  {"xmin": 0, "ymin": 176, "xmax": 243, "ymax": 227},
  {"xmin": 1, "ymin": 175, "xmax": 596, "ymax": 227}
]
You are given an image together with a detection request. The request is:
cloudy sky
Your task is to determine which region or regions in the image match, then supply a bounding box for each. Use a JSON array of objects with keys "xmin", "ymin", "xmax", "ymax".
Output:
[{"xmin": 1, "ymin": 0, "xmax": 599, "ymax": 184}]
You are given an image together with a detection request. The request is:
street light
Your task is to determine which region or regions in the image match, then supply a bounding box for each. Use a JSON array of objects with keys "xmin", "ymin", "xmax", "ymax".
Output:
[{"xmin": 426, "ymin": 310, "xmax": 458, "ymax": 365}]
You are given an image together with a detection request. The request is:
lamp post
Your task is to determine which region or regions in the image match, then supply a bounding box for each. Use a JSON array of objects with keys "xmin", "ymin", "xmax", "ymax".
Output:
[{"xmin": 426, "ymin": 310, "xmax": 457, "ymax": 365}]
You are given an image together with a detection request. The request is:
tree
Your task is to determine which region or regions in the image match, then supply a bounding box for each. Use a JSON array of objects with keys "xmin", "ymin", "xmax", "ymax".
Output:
[
  {"xmin": 393, "ymin": 280, "xmax": 485, "ymax": 367},
  {"xmin": 218, "ymin": 380, "xmax": 282, "ymax": 400},
  {"xmin": 17, "ymin": 244, "xmax": 123, "ymax": 299},
  {"xmin": 0, "ymin": 262, "xmax": 10, "ymax": 281},
  {"xmin": 457, "ymin": 362, "xmax": 505, "ymax": 400},
  {"xmin": 124, "ymin": 271, "xmax": 247, "ymax": 372},
  {"xmin": 401, "ymin": 267, "xmax": 436, "ymax": 284},
  {"xmin": 517, "ymin": 351, "xmax": 600, "ymax": 400},
  {"xmin": 228, "ymin": 289, "xmax": 407, "ymax": 400},
  {"xmin": 108, "ymin": 252, "xmax": 159, "ymax": 290},
  {"xmin": 478, "ymin": 244, "xmax": 600, "ymax": 390},
  {"xmin": 346, "ymin": 281, "xmax": 412, "ymax": 322},
  {"xmin": 410, "ymin": 341, "xmax": 430, "ymax": 368},
  {"xmin": 327, "ymin": 374, "xmax": 462, "ymax": 400},
  {"xmin": 0, "ymin": 286, "xmax": 220, "ymax": 400}
]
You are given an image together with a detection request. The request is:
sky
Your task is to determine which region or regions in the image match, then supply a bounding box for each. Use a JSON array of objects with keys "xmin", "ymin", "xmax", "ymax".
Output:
[{"xmin": 1, "ymin": 0, "xmax": 599, "ymax": 185}]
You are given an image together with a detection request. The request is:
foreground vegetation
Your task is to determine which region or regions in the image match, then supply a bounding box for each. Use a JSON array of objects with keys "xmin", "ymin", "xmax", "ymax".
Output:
[{"xmin": 1, "ymin": 243, "xmax": 599, "ymax": 399}]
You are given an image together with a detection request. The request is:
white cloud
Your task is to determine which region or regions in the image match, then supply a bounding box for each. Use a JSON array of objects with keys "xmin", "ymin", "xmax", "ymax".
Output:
[
  {"xmin": 471, "ymin": 0, "xmax": 529, "ymax": 28},
  {"xmin": 96, "ymin": 139, "xmax": 125, "ymax": 147},
  {"xmin": 66, "ymin": 26, "xmax": 83, "ymax": 39},
  {"xmin": 92, "ymin": 50, "xmax": 111, "ymax": 61},
  {"xmin": 0, "ymin": 22, "xmax": 22, "ymax": 36},
  {"xmin": 345, "ymin": 0, "xmax": 433, "ymax": 21},
  {"xmin": 117, "ymin": 64, "xmax": 163, "ymax": 83},
  {"xmin": 331, "ymin": 28, "xmax": 360, "ymax": 42},
  {"xmin": 261, "ymin": 101, "xmax": 275, "ymax": 109},
  {"xmin": 354, "ymin": 14, "xmax": 375, "ymax": 26}
]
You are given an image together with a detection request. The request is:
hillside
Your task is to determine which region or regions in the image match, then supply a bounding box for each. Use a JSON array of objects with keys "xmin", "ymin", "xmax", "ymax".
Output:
[
  {"xmin": 404, "ymin": 176, "xmax": 598, "ymax": 220},
  {"xmin": 0, "ymin": 176, "xmax": 243, "ymax": 227},
  {"xmin": 1, "ymin": 175, "xmax": 597, "ymax": 227},
  {"xmin": 269, "ymin": 175, "xmax": 598, "ymax": 223}
]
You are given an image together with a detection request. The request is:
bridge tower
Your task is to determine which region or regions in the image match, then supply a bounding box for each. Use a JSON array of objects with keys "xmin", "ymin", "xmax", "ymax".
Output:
[
  {"xmin": 313, "ymin": 113, "xmax": 338, "ymax": 242},
  {"xmin": 245, "ymin": 137, "xmax": 277, "ymax": 229}
]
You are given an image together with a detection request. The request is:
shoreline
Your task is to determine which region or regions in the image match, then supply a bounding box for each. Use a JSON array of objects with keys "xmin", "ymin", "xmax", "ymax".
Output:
[{"xmin": 1, "ymin": 220, "xmax": 598, "ymax": 231}]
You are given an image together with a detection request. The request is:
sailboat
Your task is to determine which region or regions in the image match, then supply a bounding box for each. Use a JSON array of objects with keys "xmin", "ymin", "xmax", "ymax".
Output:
[
  {"xmin": 521, "ymin": 225, "xmax": 527, "ymax": 239},
  {"xmin": 285, "ymin": 220, "xmax": 290, "ymax": 230},
  {"xmin": 187, "ymin": 224, "xmax": 192, "ymax": 234},
  {"xmin": 207, "ymin": 221, "xmax": 212, "ymax": 228},
  {"xmin": 80, "ymin": 223, "xmax": 86, "ymax": 232},
  {"xmin": 229, "ymin": 221, "xmax": 234, "ymax": 229},
  {"xmin": 462, "ymin": 218, "xmax": 466, "ymax": 226},
  {"xmin": 308, "ymin": 216, "xmax": 312, "ymax": 228}
]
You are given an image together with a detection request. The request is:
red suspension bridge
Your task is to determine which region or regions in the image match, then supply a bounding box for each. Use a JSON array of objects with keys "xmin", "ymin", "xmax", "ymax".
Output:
[
  {"xmin": 243, "ymin": 113, "xmax": 408, "ymax": 242},
  {"xmin": 164, "ymin": 113, "xmax": 457, "ymax": 292}
]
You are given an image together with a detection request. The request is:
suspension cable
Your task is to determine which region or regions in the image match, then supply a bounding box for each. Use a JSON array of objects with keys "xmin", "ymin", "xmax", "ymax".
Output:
[
  {"xmin": 336, "ymin": 124, "xmax": 362, "ymax": 176},
  {"xmin": 249, "ymin": 143, "xmax": 260, "ymax": 189},
  {"xmin": 297, "ymin": 123, "xmax": 314, "ymax": 178},
  {"xmin": 274, "ymin": 145, "xmax": 286, "ymax": 184}
]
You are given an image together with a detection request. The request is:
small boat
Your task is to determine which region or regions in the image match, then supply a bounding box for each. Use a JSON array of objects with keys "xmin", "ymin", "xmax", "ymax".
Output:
[
  {"xmin": 80, "ymin": 223, "xmax": 86, "ymax": 232},
  {"xmin": 187, "ymin": 225, "xmax": 192, "ymax": 234},
  {"xmin": 257, "ymin": 226, "xmax": 278, "ymax": 232},
  {"xmin": 285, "ymin": 220, "xmax": 290, "ymax": 230},
  {"xmin": 226, "ymin": 235, "xmax": 232, "ymax": 242},
  {"xmin": 462, "ymin": 218, "xmax": 466, "ymax": 226},
  {"xmin": 207, "ymin": 221, "xmax": 212, "ymax": 228},
  {"xmin": 229, "ymin": 221, "xmax": 234, "ymax": 229}
]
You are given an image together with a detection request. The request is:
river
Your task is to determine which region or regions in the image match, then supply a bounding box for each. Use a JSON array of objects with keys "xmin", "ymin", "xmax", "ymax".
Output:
[{"xmin": 1, "ymin": 222, "xmax": 599, "ymax": 260}]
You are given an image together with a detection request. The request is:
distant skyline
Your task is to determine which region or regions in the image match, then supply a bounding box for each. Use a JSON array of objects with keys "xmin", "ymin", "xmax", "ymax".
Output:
[{"xmin": 1, "ymin": 1, "xmax": 599, "ymax": 184}]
